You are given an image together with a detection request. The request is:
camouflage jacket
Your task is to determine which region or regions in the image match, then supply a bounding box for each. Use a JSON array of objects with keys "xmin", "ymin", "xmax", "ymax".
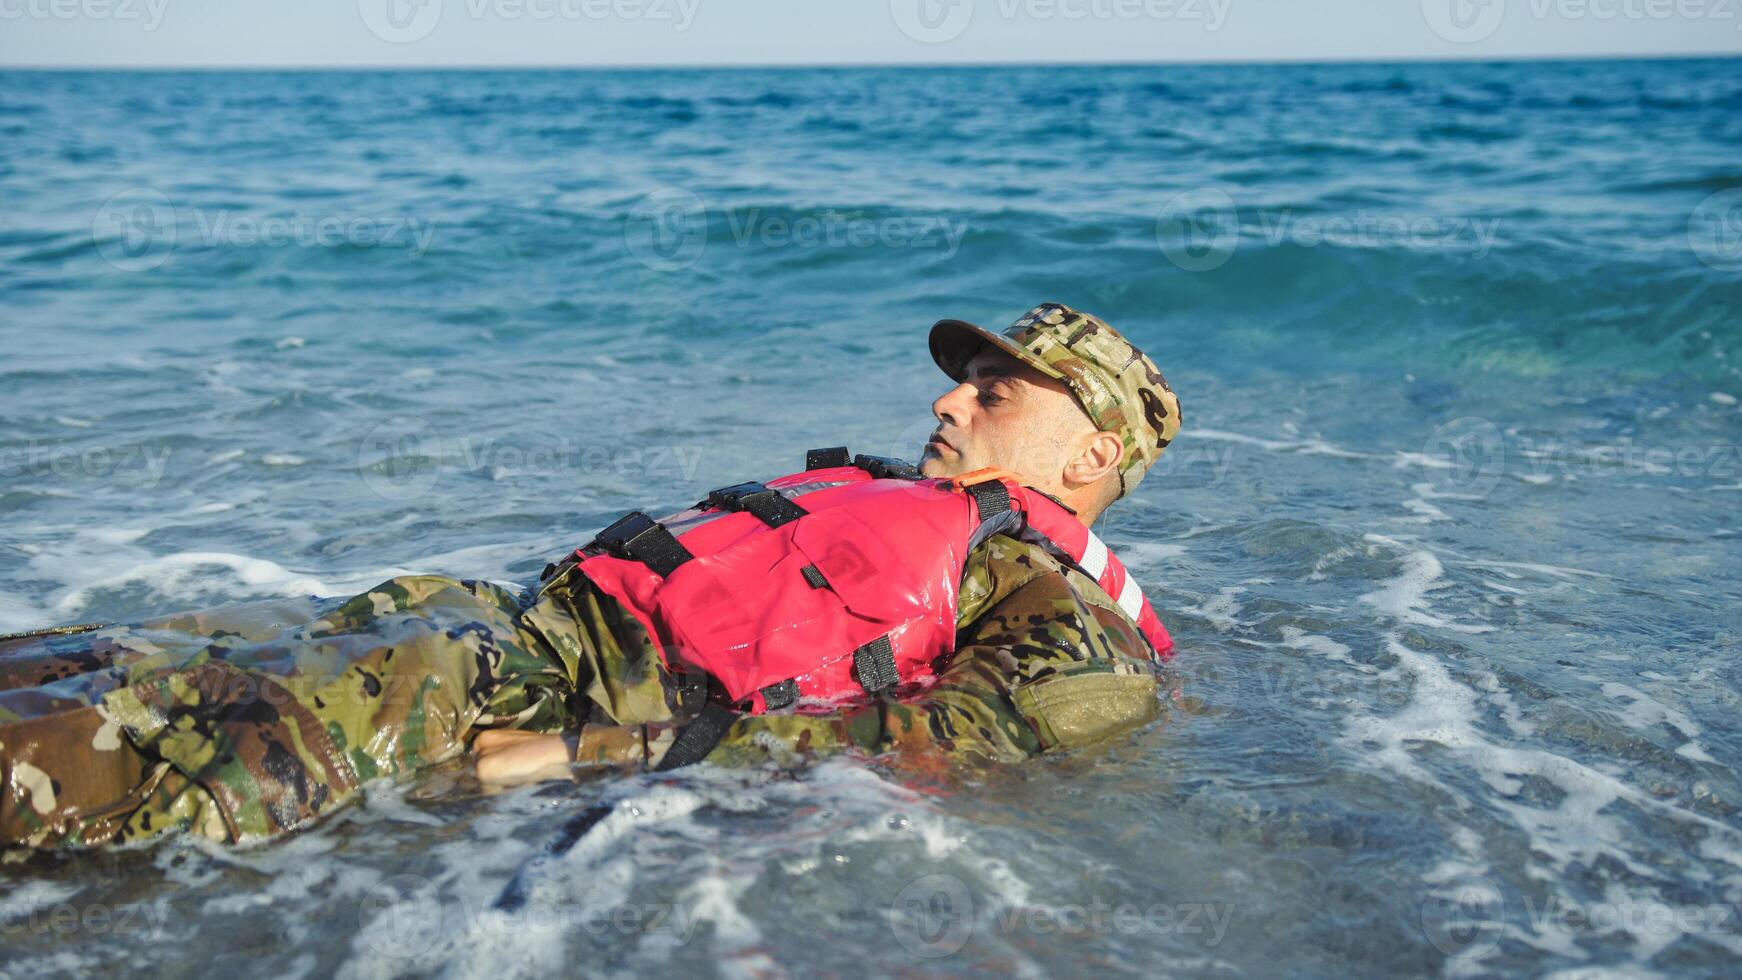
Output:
[{"xmin": 0, "ymin": 534, "xmax": 1164, "ymax": 849}]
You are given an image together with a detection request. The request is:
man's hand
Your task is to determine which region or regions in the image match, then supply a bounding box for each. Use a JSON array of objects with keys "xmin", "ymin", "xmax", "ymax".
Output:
[
  {"xmin": 473, "ymin": 729, "xmax": 574, "ymax": 785},
  {"xmin": 473, "ymin": 724, "xmax": 655, "ymax": 785}
]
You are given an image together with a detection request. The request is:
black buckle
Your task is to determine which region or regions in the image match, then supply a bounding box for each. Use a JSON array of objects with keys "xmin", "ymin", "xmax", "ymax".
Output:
[
  {"xmin": 585, "ymin": 511, "xmax": 694, "ymax": 578},
  {"xmin": 706, "ymin": 481, "xmax": 768, "ymax": 510},
  {"xmin": 805, "ymin": 446, "xmax": 852, "ymax": 470},
  {"xmin": 707, "ymin": 481, "xmax": 807, "ymax": 529},
  {"xmin": 759, "ymin": 679, "xmax": 800, "ymax": 711},
  {"xmin": 852, "ymin": 454, "xmax": 922, "ymax": 481}
]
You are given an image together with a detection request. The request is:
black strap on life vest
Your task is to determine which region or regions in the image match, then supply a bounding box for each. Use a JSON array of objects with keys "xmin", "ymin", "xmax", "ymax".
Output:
[
  {"xmin": 586, "ymin": 511, "xmax": 694, "ymax": 578},
  {"xmin": 963, "ymin": 479, "xmax": 1010, "ymax": 520},
  {"xmin": 852, "ymin": 454, "xmax": 923, "ymax": 480},
  {"xmin": 707, "ymin": 481, "xmax": 808, "ymax": 529},
  {"xmin": 653, "ymin": 700, "xmax": 739, "ymax": 771},
  {"xmin": 805, "ymin": 446, "xmax": 851, "ymax": 470},
  {"xmin": 852, "ymin": 634, "xmax": 901, "ymax": 694},
  {"xmin": 651, "ymin": 674, "xmax": 803, "ymax": 771}
]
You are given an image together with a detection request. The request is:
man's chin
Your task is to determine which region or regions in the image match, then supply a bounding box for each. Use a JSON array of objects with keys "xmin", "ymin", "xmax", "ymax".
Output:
[{"xmin": 918, "ymin": 450, "xmax": 953, "ymax": 479}]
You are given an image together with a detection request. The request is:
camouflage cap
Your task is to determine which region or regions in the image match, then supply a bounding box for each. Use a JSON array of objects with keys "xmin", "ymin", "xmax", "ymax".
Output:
[{"xmin": 929, "ymin": 302, "xmax": 1182, "ymax": 496}]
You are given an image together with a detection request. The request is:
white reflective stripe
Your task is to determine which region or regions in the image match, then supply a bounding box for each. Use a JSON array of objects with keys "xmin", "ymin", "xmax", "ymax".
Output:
[
  {"xmin": 1116, "ymin": 575, "xmax": 1144, "ymax": 621},
  {"xmin": 1079, "ymin": 531, "xmax": 1109, "ymax": 580}
]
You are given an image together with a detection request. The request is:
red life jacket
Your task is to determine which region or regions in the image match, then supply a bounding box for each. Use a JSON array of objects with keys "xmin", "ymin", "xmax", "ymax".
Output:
[{"xmin": 563, "ymin": 450, "xmax": 1172, "ymax": 718}]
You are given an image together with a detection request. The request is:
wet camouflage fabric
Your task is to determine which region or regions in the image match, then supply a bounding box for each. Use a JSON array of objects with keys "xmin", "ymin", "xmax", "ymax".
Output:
[
  {"xmin": 929, "ymin": 303, "xmax": 1182, "ymax": 495},
  {"xmin": 0, "ymin": 537, "xmax": 1164, "ymax": 850},
  {"xmin": 0, "ymin": 577, "xmax": 570, "ymax": 849}
]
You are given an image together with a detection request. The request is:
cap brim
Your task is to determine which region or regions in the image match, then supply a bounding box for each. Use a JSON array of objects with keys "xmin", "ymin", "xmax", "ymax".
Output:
[{"xmin": 929, "ymin": 318, "xmax": 1066, "ymax": 384}]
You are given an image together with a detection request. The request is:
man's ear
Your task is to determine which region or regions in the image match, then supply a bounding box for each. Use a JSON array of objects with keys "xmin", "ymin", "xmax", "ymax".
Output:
[{"xmin": 1064, "ymin": 431, "xmax": 1124, "ymax": 489}]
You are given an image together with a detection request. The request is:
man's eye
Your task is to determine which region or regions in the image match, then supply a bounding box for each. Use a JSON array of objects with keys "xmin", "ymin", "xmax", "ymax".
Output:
[{"xmin": 977, "ymin": 391, "xmax": 1003, "ymax": 407}]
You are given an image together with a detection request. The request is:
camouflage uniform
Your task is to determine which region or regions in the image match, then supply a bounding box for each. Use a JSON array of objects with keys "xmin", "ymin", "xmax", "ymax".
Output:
[{"xmin": 0, "ymin": 303, "xmax": 1181, "ymax": 849}]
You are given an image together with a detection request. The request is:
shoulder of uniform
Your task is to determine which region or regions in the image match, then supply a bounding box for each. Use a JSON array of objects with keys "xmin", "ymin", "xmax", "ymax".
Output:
[
  {"xmin": 965, "ymin": 533, "xmax": 1111, "ymax": 599},
  {"xmin": 965, "ymin": 532, "xmax": 1070, "ymax": 574}
]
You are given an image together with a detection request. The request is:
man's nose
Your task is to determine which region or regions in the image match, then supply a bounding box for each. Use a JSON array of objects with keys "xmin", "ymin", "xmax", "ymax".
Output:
[{"xmin": 931, "ymin": 382, "xmax": 975, "ymax": 429}]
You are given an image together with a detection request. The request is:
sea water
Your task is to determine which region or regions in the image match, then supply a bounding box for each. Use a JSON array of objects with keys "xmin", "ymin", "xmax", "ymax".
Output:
[{"xmin": 1, "ymin": 60, "xmax": 1740, "ymax": 977}]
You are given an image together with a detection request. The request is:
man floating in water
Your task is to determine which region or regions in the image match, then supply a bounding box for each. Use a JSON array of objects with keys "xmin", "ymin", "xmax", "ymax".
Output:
[{"xmin": 0, "ymin": 303, "xmax": 1182, "ymax": 849}]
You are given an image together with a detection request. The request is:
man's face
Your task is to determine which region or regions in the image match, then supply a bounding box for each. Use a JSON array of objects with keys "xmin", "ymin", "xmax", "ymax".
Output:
[{"xmin": 919, "ymin": 347, "xmax": 1096, "ymax": 495}]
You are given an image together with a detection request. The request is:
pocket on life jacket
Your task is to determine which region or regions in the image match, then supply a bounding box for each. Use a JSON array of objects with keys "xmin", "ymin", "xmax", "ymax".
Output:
[{"xmin": 649, "ymin": 505, "xmax": 947, "ymax": 703}]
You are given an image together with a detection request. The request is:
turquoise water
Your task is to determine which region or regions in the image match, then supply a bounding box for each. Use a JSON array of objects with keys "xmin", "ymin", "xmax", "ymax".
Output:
[{"xmin": 2, "ymin": 60, "xmax": 1741, "ymax": 976}]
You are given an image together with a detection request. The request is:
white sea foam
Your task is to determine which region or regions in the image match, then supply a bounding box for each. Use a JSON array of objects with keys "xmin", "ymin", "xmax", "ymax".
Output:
[
  {"xmin": 1359, "ymin": 535, "xmax": 1492, "ymax": 634},
  {"xmin": 0, "ymin": 879, "xmax": 85, "ymax": 923},
  {"xmin": 1114, "ymin": 540, "xmax": 1187, "ymax": 572},
  {"xmin": 47, "ymin": 551, "xmax": 331, "ymax": 618},
  {"xmin": 1279, "ymin": 625, "xmax": 1372, "ymax": 672},
  {"xmin": 1192, "ymin": 427, "xmax": 1372, "ymax": 460},
  {"xmin": 1342, "ymin": 536, "xmax": 1742, "ymax": 973},
  {"xmin": 1599, "ymin": 682, "xmax": 1715, "ymax": 763},
  {"xmin": 1179, "ymin": 586, "xmax": 1245, "ymax": 632}
]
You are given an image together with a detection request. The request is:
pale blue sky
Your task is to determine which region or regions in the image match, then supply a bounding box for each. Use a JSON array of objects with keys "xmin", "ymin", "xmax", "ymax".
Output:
[{"xmin": 1, "ymin": 0, "xmax": 1738, "ymax": 67}]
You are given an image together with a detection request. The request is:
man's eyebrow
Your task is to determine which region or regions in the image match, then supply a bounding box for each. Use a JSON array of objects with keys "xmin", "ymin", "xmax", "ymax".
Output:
[{"xmin": 966, "ymin": 360, "xmax": 1022, "ymax": 383}]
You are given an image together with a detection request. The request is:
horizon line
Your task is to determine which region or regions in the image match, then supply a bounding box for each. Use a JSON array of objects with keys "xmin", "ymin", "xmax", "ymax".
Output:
[{"xmin": 2, "ymin": 50, "xmax": 1738, "ymax": 71}]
